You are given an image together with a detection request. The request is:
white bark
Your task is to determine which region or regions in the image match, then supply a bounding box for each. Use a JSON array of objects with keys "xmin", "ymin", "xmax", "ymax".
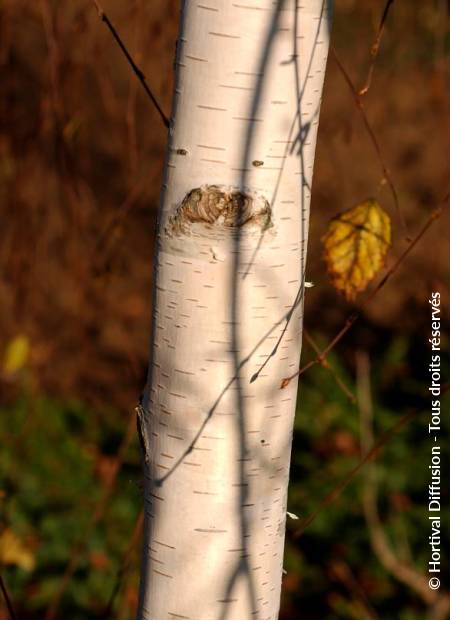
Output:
[{"xmin": 138, "ymin": 1, "xmax": 331, "ymax": 619}]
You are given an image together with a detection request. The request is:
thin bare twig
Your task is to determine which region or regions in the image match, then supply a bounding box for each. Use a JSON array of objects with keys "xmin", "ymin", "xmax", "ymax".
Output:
[
  {"xmin": 360, "ymin": 0, "xmax": 396, "ymax": 96},
  {"xmin": 292, "ymin": 408, "xmax": 419, "ymax": 539},
  {"xmin": 0, "ymin": 573, "xmax": 18, "ymax": 620},
  {"xmin": 304, "ymin": 330, "xmax": 356, "ymax": 403},
  {"xmin": 356, "ymin": 351, "xmax": 450, "ymax": 614},
  {"xmin": 91, "ymin": 0, "xmax": 170, "ymax": 129},
  {"xmin": 331, "ymin": 45, "xmax": 408, "ymax": 234},
  {"xmin": 125, "ymin": 0, "xmax": 144, "ymax": 179},
  {"xmin": 282, "ymin": 204, "xmax": 444, "ymax": 388}
]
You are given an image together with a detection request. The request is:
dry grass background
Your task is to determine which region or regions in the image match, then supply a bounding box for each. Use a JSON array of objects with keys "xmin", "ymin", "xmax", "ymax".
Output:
[{"xmin": 0, "ymin": 0, "xmax": 448, "ymax": 422}]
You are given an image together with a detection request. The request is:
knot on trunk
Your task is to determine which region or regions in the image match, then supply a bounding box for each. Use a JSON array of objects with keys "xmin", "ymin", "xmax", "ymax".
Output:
[{"xmin": 167, "ymin": 185, "xmax": 272, "ymax": 236}]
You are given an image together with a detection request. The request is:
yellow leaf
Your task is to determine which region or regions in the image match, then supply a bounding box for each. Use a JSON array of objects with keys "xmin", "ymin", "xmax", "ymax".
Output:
[
  {"xmin": 3, "ymin": 335, "xmax": 30, "ymax": 374},
  {"xmin": 322, "ymin": 199, "xmax": 391, "ymax": 301},
  {"xmin": 0, "ymin": 529, "xmax": 35, "ymax": 571}
]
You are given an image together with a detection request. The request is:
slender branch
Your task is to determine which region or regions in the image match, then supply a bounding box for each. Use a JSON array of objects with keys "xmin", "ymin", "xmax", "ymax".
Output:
[
  {"xmin": 303, "ymin": 330, "xmax": 356, "ymax": 403},
  {"xmin": 0, "ymin": 573, "xmax": 18, "ymax": 620},
  {"xmin": 291, "ymin": 360, "xmax": 450, "ymax": 577},
  {"xmin": 360, "ymin": 0, "xmax": 396, "ymax": 96},
  {"xmin": 282, "ymin": 204, "xmax": 444, "ymax": 388},
  {"xmin": 356, "ymin": 351, "xmax": 450, "ymax": 610},
  {"xmin": 91, "ymin": 0, "xmax": 170, "ymax": 129},
  {"xmin": 292, "ymin": 408, "xmax": 419, "ymax": 539},
  {"xmin": 331, "ymin": 45, "xmax": 407, "ymax": 234}
]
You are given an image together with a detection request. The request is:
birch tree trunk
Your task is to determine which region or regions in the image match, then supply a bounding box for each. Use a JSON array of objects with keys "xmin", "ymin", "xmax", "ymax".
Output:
[{"xmin": 137, "ymin": 1, "xmax": 331, "ymax": 618}]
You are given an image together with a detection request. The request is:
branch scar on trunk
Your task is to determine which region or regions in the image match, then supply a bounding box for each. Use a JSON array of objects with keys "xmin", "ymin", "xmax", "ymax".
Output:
[
  {"xmin": 136, "ymin": 404, "xmax": 151, "ymax": 467},
  {"xmin": 166, "ymin": 185, "xmax": 273, "ymax": 237}
]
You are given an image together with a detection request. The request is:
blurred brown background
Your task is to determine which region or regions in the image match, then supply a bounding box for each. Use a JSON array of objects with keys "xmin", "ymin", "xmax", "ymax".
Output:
[
  {"xmin": 0, "ymin": 1, "xmax": 449, "ymax": 618},
  {"xmin": 1, "ymin": 0, "xmax": 448, "ymax": 410}
]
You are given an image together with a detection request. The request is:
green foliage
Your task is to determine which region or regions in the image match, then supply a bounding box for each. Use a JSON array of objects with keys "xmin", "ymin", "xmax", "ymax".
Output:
[
  {"xmin": 1, "ymin": 333, "xmax": 449, "ymax": 619},
  {"xmin": 282, "ymin": 335, "xmax": 450, "ymax": 619},
  {"xmin": 0, "ymin": 397, "xmax": 141, "ymax": 618}
]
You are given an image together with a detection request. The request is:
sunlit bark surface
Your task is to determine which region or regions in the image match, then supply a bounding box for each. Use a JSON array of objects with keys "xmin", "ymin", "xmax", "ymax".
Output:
[{"xmin": 138, "ymin": 1, "xmax": 331, "ymax": 618}]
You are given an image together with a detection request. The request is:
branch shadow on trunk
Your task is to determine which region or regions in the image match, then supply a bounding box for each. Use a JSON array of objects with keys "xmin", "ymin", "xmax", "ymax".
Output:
[
  {"xmin": 139, "ymin": 2, "xmax": 331, "ymax": 618},
  {"xmin": 220, "ymin": 2, "xmax": 331, "ymax": 618}
]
